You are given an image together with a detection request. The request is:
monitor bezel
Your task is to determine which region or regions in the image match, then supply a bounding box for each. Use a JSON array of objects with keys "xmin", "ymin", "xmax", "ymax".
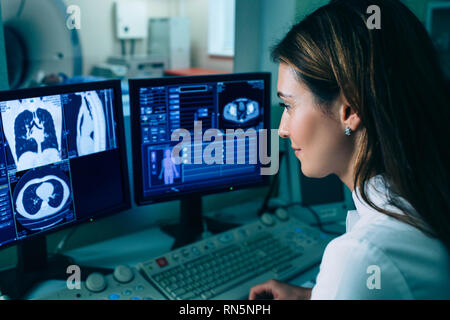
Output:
[
  {"xmin": 129, "ymin": 73, "xmax": 272, "ymax": 206},
  {"xmin": 0, "ymin": 80, "xmax": 131, "ymax": 250}
]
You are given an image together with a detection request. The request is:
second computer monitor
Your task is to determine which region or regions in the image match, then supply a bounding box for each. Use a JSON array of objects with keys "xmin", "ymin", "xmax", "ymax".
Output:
[{"xmin": 129, "ymin": 73, "xmax": 271, "ymax": 205}]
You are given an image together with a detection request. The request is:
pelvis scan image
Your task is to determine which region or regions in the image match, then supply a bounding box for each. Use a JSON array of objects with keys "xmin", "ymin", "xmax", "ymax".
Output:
[{"xmin": 223, "ymin": 98, "xmax": 260, "ymax": 124}]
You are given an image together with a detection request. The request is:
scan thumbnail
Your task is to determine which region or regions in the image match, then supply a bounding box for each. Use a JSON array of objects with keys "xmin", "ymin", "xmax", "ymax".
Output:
[
  {"xmin": 0, "ymin": 96, "xmax": 64, "ymax": 172},
  {"xmin": 11, "ymin": 163, "xmax": 75, "ymax": 236}
]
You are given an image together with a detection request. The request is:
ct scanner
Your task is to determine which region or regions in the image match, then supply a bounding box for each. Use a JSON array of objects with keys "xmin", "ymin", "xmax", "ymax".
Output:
[{"xmin": 1, "ymin": 0, "xmax": 83, "ymax": 89}]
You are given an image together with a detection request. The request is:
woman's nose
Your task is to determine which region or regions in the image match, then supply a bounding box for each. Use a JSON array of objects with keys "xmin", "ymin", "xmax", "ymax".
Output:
[{"xmin": 278, "ymin": 113, "xmax": 289, "ymax": 139}]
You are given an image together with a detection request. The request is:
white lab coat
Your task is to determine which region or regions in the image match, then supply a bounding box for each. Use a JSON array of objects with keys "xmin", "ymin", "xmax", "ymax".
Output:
[{"xmin": 310, "ymin": 175, "xmax": 450, "ymax": 299}]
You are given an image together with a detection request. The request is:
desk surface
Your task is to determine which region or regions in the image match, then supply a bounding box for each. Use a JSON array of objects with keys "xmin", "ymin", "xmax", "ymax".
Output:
[{"xmin": 24, "ymin": 202, "xmax": 345, "ymax": 299}]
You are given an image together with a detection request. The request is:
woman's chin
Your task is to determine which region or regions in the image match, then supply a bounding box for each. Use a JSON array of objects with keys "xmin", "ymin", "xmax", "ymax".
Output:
[{"xmin": 300, "ymin": 165, "xmax": 330, "ymax": 179}]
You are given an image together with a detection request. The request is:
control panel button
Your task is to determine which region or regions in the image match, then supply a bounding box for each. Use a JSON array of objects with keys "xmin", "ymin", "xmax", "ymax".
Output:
[
  {"xmin": 171, "ymin": 253, "xmax": 180, "ymax": 261},
  {"xmin": 181, "ymin": 248, "xmax": 190, "ymax": 257},
  {"xmin": 275, "ymin": 208, "xmax": 289, "ymax": 221},
  {"xmin": 122, "ymin": 289, "xmax": 132, "ymax": 296},
  {"xmin": 260, "ymin": 213, "xmax": 275, "ymax": 226},
  {"xmin": 156, "ymin": 257, "xmax": 169, "ymax": 267},
  {"xmin": 113, "ymin": 265, "xmax": 134, "ymax": 283},
  {"xmin": 218, "ymin": 233, "xmax": 234, "ymax": 243},
  {"xmin": 108, "ymin": 293, "xmax": 120, "ymax": 300},
  {"xmin": 85, "ymin": 273, "xmax": 107, "ymax": 293}
]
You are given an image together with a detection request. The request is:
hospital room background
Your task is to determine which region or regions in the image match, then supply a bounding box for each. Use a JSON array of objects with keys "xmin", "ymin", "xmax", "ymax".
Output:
[{"xmin": 0, "ymin": 0, "xmax": 448, "ymax": 278}]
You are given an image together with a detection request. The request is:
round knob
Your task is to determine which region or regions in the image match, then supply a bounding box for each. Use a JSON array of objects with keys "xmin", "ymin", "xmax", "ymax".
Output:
[
  {"xmin": 85, "ymin": 273, "xmax": 107, "ymax": 292},
  {"xmin": 260, "ymin": 212, "xmax": 275, "ymax": 226},
  {"xmin": 275, "ymin": 208, "xmax": 289, "ymax": 221},
  {"xmin": 0, "ymin": 290, "xmax": 10, "ymax": 300},
  {"xmin": 113, "ymin": 265, "xmax": 134, "ymax": 283}
]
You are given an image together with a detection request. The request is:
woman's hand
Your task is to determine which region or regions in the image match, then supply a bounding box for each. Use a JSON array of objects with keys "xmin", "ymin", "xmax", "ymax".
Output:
[{"xmin": 249, "ymin": 279, "xmax": 312, "ymax": 300}]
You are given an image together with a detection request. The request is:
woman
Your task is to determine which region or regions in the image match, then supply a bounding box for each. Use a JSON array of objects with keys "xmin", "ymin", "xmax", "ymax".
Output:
[{"xmin": 250, "ymin": 0, "xmax": 450, "ymax": 299}]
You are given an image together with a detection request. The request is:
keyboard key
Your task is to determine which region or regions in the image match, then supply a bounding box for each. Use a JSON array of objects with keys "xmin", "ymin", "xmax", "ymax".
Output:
[
  {"xmin": 174, "ymin": 288, "xmax": 186, "ymax": 296},
  {"xmin": 180, "ymin": 292, "xmax": 196, "ymax": 300},
  {"xmin": 201, "ymin": 291, "xmax": 213, "ymax": 299}
]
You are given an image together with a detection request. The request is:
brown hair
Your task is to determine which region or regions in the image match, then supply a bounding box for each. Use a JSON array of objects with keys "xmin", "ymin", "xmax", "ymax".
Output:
[{"xmin": 272, "ymin": 0, "xmax": 450, "ymax": 249}]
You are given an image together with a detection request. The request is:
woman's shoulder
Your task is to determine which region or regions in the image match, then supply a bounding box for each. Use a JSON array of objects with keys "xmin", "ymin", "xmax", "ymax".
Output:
[
  {"xmin": 350, "ymin": 174, "xmax": 445, "ymax": 257},
  {"xmin": 316, "ymin": 227, "xmax": 450, "ymax": 299}
]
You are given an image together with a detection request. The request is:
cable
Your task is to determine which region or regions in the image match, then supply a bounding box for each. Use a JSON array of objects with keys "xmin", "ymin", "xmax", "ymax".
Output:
[
  {"xmin": 121, "ymin": 40, "xmax": 127, "ymax": 56},
  {"xmin": 54, "ymin": 226, "xmax": 78, "ymax": 254},
  {"xmin": 16, "ymin": 0, "xmax": 26, "ymax": 18},
  {"xmin": 281, "ymin": 202, "xmax": 343, "ymax": 235},
  {"xmin": 130, "ymin": 39, "xmax": 135, "ymax": 57},
  {"xmin": 257, "ymin": 151, "xmax": 285, "ymax": 216}
]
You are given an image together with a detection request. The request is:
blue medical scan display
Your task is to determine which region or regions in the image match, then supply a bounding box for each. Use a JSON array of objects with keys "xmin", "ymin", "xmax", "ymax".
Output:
[
  {"xmin": 131, "ymin": 74, "xmax": 270, "ymax": 204},
  {"xmin": 0, "ymin": 87, "xmax": 123, "ymax": 247}
]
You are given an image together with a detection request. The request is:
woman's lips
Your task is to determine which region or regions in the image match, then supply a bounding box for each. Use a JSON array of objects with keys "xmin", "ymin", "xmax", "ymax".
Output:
[{"xmin": 292, "ymin": 147, "xmax": 302, "ymax": 157}]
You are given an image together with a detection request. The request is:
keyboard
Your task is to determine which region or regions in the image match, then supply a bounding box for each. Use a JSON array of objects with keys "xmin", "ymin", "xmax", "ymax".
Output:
[{"xmin": 138, "ymin": 209, "xmax": 333, "ymax": 300}]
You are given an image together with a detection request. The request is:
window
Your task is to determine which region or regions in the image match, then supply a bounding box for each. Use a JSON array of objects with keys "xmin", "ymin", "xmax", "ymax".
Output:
[{"xmin": 208, "ymin": 0, "xmax": 235, "ymax": 57}]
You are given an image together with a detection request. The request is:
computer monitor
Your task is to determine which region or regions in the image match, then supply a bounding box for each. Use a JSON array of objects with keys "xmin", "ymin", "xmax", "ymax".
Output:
[
  {"xmin": 0, "ymin": 80, "xmax": 130, "ymax": 297},
  {"xmin": 129, "ymin": 73, "xmax": 271, "ymax": 247}
]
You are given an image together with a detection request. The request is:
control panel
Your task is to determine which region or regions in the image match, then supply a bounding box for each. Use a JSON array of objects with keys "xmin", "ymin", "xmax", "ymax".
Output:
[{"xmin": 38, "ymin": 265, "xmax": 166, "ymax": 300}]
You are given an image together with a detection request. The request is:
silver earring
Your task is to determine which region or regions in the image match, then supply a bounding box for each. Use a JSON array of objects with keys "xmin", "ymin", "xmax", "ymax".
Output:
[{"xmin": 344, "ymin": 127, "xmax": 353, "ymax": 136}]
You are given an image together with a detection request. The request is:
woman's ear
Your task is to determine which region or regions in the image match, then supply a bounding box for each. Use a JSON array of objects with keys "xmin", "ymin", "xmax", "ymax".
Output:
[{"xmin": 338, "ymin": 93, "xmax": 361, "ymax": 132}]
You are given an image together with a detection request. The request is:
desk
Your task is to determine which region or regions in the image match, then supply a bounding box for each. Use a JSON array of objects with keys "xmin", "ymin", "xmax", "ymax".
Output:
[
  {"xmin": 164, "ymin": 67, "xmax": 228, "ymax": 76},
  {"xmin": 24, "ymin": 201, "xmax": 343, "ymax": 300},
  {"xmin": 24, "ymin": 225, "xmax": 321, "ymax": 300}
]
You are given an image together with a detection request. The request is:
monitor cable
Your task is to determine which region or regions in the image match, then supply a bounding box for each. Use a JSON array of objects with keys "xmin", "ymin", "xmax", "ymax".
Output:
[
  {"xmin": 54, "ymin": 226, "xmax": 78, "ymax": 254},
  {"xmin": 255, "ymin": 150, "xmax": 342, "ymax": 235},
  {"xmin": 281, "ymin": 202, "xmax": 343, "ymax": 236},
  {"xmin": 257, "ymin": 150, "xmax": 285, "ymax": 217},
  {"xmin": 16, "ymin": 0, "xmax": 26, "ymax": 18}
]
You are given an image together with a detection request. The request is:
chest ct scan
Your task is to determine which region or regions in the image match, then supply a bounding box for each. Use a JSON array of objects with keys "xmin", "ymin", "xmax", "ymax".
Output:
[{"xmin": 1, "ymin": 97, "xmax": 62, "ymax": 172}]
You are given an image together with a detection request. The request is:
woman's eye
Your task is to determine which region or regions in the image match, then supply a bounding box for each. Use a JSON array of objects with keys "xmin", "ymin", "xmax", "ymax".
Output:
[{"xmin": 279, "ymin": 102, "xmax": 291, "ymax": 111}]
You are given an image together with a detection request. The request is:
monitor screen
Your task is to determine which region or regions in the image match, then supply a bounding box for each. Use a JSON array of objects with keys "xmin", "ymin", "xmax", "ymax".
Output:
[
  {"xmin": 0, "ymin": 80, "xmax": 130, "ymax": 248},
  {"xmin": 130, "ymin": 73, "xmax": 271, "ymax": 205}
]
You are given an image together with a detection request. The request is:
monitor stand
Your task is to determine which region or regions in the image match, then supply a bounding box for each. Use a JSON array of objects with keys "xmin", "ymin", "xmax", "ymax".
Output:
[
  {"xmin": 0, "ymin": 236, "xmax": 112, "ymax": 300},
  {"xmin": 160, "ymin": 195, "xmax": 241, "ymax": 249}
]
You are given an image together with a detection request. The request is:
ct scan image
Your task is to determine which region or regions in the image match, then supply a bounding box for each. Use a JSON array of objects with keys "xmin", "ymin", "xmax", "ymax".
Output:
[
  {"xmin": 10, "ymin": 163, "xmax": 75, "ymax": 237},
  {"xmin": 218, "ymin": 81, "xmax": 264, "ymax": 130},
  {"xmin": 63, "ymin": 90, "xmax": 116, "ymax": 159},
  {"xmin": 0, "ymin": 96, "xmax": 64, "ymax": 172}
]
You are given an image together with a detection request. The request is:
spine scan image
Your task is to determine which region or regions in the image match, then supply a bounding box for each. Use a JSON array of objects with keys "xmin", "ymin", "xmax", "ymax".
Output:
[
  {"xmin": 75, "ymin": 91, "xmax": 106, "ymax": 156},
  {"xmin": 1, "ymin": 97, "xmax": 62, "ymax": 172}
]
